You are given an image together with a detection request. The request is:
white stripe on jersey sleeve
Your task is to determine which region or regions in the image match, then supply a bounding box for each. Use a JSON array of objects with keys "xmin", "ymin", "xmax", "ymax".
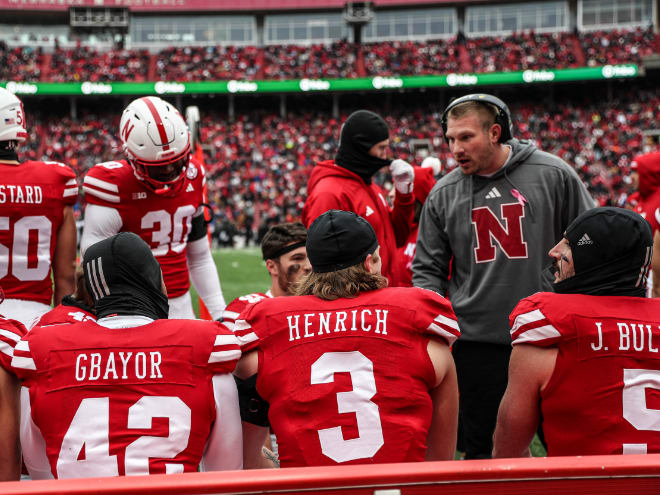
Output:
[
  {"xmin": 513, "ymin": 324, "xmax": 561, "ymax": 344},
  {"xmin": 208, "ymin": 349, "xmax": 242, "ymax": 363},
  {"xmin": 15, "ymin": 340, "xmax": 29, "ymax": 352},
  {"xmin": 434, "ymin": 314, "xmax": 459, "ymax": 332},
  {"xmin": 428, "ymin": 322, "xmax": 459, "ymax": 346},
  {"xmin": 510, "ymin": 309, "xmax": 546, "ymax": 335},
  {"xmin": 233, "ymin": 319, "xmax": 258, "ymax": 345},
  {"xmin": 12, "ymin": 356, "xmax": 36, "ymax": 371},
  {"xmin": 0, "ymin": 340, "xmax": 15, "ymax": 357},
  {"xmin": 214, "ymin": 334, "xmax": 239, "ymax": 346},
  {"xmin": 222, "ymin": 311, "xmax": 240, "ymax": 320},
  {"xmin": 63, "ymin": 188, "xmax": 78, "ymax": 198},
  {"xmin": 0, "ymin": 328, "xmax": 22, "ymax": 343},
  {"xmin": 82, "ymin": 186, "xmax": 120, "ymax": 203},
  {"xmin": 84, "ymin": 175, "xmax": 119, "ymax": 192}
]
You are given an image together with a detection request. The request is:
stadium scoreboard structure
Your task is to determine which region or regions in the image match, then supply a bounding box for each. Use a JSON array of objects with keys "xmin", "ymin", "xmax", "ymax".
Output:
[{"xmin": 1, "ymin": 64, "xmax": 640, "ymax": 96}]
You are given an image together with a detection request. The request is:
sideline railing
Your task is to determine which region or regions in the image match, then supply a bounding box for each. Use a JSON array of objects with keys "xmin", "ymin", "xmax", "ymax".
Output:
[{"xmin": 3, "ymin": 454, "xmax": 660, "ymax": 495}]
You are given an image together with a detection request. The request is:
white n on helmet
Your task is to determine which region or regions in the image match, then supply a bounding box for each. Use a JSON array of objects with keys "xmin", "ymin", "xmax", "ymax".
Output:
[
  {"xmin": 0, "ymin": 87, "xmax": 27, "ymax": 143},
  {"xmin": 119, "ymin": 96, "xmax": 191, "ymax": 195}
]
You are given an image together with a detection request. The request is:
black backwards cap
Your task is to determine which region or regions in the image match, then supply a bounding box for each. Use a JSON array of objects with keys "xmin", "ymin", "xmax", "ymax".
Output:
[
  {"xmin": 307, "ymin": 210, "xmax": 378, "ymax": 273},
  {"xmin": 565, "ymin": 207, "xmax": 652, "ymax": 274},
  {"xmin": 82, "ymin": 232, "xmax": 169, "ymax": 320},
  {"xmin": 553, "ymin": 207, "xmax": 652, "ymax": 298}
]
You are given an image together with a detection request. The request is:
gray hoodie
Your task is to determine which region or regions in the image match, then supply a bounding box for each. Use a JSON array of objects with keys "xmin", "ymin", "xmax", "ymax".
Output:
[{"xmin": 412, "ymin": 139, "xmax": 594, "ymax": 345}]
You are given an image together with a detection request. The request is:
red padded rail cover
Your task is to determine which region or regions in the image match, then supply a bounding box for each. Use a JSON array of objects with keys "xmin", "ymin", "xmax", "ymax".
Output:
[{"xmin": 4, "ymin": 455, "xmax": 660, "ymax": 494}]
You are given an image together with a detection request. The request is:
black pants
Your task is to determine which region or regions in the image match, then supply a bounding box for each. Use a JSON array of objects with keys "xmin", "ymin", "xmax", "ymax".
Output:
[{"xmin": 452, "ymin": 340, "xmax": 512, "ymax": 459}]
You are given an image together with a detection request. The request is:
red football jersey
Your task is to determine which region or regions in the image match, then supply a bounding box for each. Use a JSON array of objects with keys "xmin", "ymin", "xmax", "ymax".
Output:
[
  {"xmin": 0, "ymin": 161, "xmax": 77, "ymax": 305},
  {"xmin": 34, "ymin": 300, "xmax": 96, "ymax": 327},
  {"xmin": 82, "ymin": 159, "xmax": 206, "ymax": 298},
  {"xmin": 236, "ymin": 287, "xmax": 459, "ymax": 467},
  {"xmin": 0, "ymin": 316, "xmax": 26, "ymax": 372},
  {"xmin": 221, "ymin": 291, "xmax": 271, "ymax": 331},
  {"xmin": 510, "ymin": 292, "xmax": 660, "ymax": 456},
  {"xmin": 12, "ymin": 318, "xmax": 240, "ymax": 478}
]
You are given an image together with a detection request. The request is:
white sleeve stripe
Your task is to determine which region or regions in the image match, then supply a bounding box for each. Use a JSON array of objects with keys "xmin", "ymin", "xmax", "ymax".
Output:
[
  {"xmin": 233, "ymin": 319, "xmax": 252, "ymax": 332},
  {"xmin": 214, "ymin": 334, "xmax": 239, "ymax": 346},
  {"xmin": 222, "ymin": 322, "xmax": 236, "ymax": 331},
  {"xmin": 63, "ymin": 188, "xmax": 78, "ymax": 197},
  {"xmin": 222, "ymin": 311, "xmax": 240, "ymax": 319},
  {"xmin": 0, "ymin": 341, "xmax": 14, "ymax": 357},
  {"xmin": 65, "ymin": 178, "xmax": 77, "ymax": 186},
  {"xmin": 11, "ymin": 356, "xmax": 36, "ymax": 370},
  {"xmin": 84, "ymin": 175, "xmax": 119, "ymax": 192},
  {"xmin": 433, "ymin": 314, "xmax": 459, "ymax": 331},
  {"xmin": 15, "ymin": 340, "xmax": 30, "ymax": 352},
  {"xmin": 428, "ymin": 322, "xmax": 459, "ymax": 345},
  {"xmin": 237, "ymin": 332, "xmax": 258, "ymax": 345},
  {"xmin": 511, "ymin": 309, "xmax": 546, "ymax": 334},
  {"xmin": 208, "ymin": 349, "xmax": 241, "ymax": 363},
  {"xmin": 0, "ymin": 328, "xmax": 21, "ymax": 343},
  {"xmin": 82, "ymin": 186, "xmax": 120, "ymax": 203},
  {"xmin": 513, "ymin": 324, "xmax": 561, "ymax": 344}
]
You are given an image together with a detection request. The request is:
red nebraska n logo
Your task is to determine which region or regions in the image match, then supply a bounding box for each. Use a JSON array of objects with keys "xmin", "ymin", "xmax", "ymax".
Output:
[
  {"xmin": 471, "ymin": 203, "xmax": 528, "ymax": 263},
  {"xmin": 121, "ymin": 120, "xmax": 135, "ymax": 141}
]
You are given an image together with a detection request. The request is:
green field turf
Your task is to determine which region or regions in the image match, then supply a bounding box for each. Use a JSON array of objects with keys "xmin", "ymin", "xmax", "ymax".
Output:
[
  {"xmin": 194, "ymin": 247, "xmax": 548, "ymax": 458},
  {"xmin": 190, "ymin": 247, "xmax": 271, "ymax": 315}
]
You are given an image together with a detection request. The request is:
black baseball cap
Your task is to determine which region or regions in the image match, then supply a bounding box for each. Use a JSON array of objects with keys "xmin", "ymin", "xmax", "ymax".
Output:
[{"xmin": 307, "ymin": 210, "xmax": 378, "ymax": 273}]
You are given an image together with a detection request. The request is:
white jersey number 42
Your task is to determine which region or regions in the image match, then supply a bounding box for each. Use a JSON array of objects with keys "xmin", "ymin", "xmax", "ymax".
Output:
[{"xmin": 57, "ymin": 396, "xmax": 190, "ymax": 478}]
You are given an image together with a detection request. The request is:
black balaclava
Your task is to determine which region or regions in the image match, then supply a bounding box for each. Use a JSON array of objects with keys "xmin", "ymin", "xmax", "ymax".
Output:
[
  {"xmin": 307, "ymin": 209, "xmax": 378, "ymax": 273},
  {"xmin": 83, "ymin": 232, "xmax": 169, "ymax": 320},
  {"xmin": 553, "ymin": 207, "xmax": 652, "ymax": 297},
  {"xmin": 335, "ymin": 110, "xmax": 392, "ymax": 184},
  {"xmin": 0, "ymin": 141, "xmax": 19, "ymax": 162}
]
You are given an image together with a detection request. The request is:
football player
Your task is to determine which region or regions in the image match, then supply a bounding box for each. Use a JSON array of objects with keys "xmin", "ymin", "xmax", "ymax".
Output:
[
  {"xmin": 221, "ymin": 222, "xmax": 311, "ymax": 331},
  {"xmin": 493, "ymin": 207, "xmax": 660, "ymax": 457},
  {"xmin": 222, "ymin": 222, "xmax": 310, "ymax": 468},
  {"xmin": 0, "ymin": 286, "xmax": 25, "ymax": 481},
  {"xmin": 0, "ymin": 87, "xmax": 77, "ymax": 327},
  {"xmin": 81, "ymin": 96, "xmax": 225, "ymax": 319},
  {"xmin": 234, "ymin": 210, "xmax": 459, "ymax": 467},
  {"xmin": 13, "ymin": 232, "xmax": 242, "ymax": 479}
]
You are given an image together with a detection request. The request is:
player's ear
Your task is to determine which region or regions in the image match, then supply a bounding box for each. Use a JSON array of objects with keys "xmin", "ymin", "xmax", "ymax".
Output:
[{"xmin": 265, "ymin": 259, "xmax": 279, "ymax": 277}]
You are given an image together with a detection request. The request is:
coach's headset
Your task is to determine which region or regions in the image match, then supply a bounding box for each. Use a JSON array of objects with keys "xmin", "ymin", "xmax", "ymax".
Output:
[{"xmin": 440, "ymin": 93, "xmax": 514, "ymax": 144}]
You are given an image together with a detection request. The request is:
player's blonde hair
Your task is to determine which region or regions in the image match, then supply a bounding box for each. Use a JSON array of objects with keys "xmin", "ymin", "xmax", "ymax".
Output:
[
  {"xmin": 447, "ymin": 100, "xmax": 498, "ymax": 133},
  {"xmin": 294, "ymin": 263, "xmax": 387, "ymax": 300}
]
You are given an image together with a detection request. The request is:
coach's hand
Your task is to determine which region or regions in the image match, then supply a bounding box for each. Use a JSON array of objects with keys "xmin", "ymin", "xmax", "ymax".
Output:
[{"xmin": 390, "ymin": 159, "xmax": 415, "ymax": 195}]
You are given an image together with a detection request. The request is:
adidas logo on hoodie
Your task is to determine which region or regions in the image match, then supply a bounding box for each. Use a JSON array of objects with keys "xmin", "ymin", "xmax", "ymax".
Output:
[
  {"xmin": 485, "ymin": 187, "xmax": 501, "ymax": 199},
  {"xmin": 577, "ymin": 233, "xmax": 593, "ymax": 246}
]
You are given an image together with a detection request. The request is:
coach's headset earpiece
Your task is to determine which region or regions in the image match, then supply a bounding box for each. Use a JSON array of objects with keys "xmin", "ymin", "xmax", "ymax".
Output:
[{"xmin": 440, "ymin": 93, "xmax": 513, "ymax": 144}]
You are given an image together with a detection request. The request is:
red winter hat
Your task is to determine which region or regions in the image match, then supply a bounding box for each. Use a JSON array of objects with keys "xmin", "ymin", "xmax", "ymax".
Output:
[{"xmin": 413, "ymin": 166, "xmax": 436, "ymax": 204}]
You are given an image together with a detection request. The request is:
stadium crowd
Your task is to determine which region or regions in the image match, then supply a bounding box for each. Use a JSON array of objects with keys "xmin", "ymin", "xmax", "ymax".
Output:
[
  {"xmin": 28, "ymin": 86, "xmax": 659, "ymax": 242},
  {"xmin": 1, "ymin": 26, "xmax": 656, "ymax": 82}
]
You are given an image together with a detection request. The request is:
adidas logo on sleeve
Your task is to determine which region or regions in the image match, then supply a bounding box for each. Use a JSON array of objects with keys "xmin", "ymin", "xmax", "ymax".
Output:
[
  {"xmin": 485, "ymin": 187, "xmax": 501, "ymax": 199},
  {"xmin": 577, "ymin": 233, "xmax": 593, "ymax": 246}
]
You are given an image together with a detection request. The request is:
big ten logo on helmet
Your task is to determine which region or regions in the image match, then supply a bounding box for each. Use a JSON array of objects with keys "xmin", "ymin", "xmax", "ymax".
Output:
[{"xmin": 471, "ymin": 203, "xmax": 528, "ymax": 263}]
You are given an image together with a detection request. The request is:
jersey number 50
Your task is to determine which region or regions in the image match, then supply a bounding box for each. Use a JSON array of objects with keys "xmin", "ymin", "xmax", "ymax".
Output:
[
  {"xmin": 57, "ymin": 396, "xmax": 191, "ymax": 478},
  {"xmin": 0, "ymin": 216, "xmax": 52, "ymax": 280}
]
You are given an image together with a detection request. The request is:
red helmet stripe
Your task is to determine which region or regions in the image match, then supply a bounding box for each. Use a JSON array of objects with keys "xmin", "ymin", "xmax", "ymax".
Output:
[{"xmin": 141, "ymin": 97, "xmax": 171, "ymax": 151}]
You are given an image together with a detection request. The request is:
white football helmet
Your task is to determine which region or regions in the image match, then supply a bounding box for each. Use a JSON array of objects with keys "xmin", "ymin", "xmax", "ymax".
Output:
[
  {"xmin": 0, "ymin": 87, "xmax": 27, "ymax": 143},
  {"xmin": 119, "ymin": 96, "xmax": 191, "ymax": 195}
]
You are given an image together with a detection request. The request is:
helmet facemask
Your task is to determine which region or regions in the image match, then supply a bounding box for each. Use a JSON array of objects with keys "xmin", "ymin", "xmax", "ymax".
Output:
[{"xmin": 127, "ymin": 144, "xmax": 191, "ymax": 196}]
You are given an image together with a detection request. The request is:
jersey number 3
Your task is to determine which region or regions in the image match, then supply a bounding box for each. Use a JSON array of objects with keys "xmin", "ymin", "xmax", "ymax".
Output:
[
  {"xmin": 311, "ymin": 351, "xmax": 384, "ymax": 463},
  {"xmin": 57, "ymin": 396, "xmax": 191, "ymax": 478}
]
